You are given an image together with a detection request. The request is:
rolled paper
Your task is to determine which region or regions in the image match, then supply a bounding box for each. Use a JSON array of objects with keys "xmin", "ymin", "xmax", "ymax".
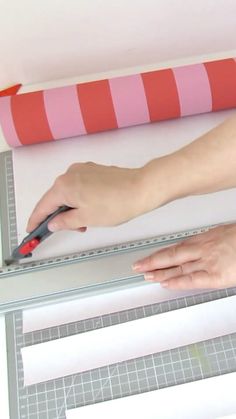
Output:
[{"xmin": 0, "ymin": 58, "xmax": 236, "ymax": 147}]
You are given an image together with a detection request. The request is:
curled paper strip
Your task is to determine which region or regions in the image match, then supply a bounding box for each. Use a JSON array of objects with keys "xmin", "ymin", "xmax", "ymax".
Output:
[{"xmin": 0, "ymin": 58, "xmax": 236, "ymax": 147}]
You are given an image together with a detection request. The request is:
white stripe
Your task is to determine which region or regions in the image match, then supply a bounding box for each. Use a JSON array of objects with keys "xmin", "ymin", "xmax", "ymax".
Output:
[
  {"xmin": 66, "ymin": 372, "xmax": 236, "ymax": 419},
  {"xmin": 22, "ymin": 282, "xmax": 202, "ymax": 333},
  {"xmin": 22, "ymin": 295, "xmax": 236, "ymax": 386}
]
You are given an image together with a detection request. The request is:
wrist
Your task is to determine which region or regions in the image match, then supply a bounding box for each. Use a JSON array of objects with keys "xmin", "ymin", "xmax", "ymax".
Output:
[{"xmin": 139, "ymin": 153, "xmax": 189, "ymax": 212}]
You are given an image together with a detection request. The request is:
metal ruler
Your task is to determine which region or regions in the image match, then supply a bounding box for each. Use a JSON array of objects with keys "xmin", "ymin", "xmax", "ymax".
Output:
[
  {"xmin": 0, "ymin": 150, "xmax": 216, "ymax": 314},
  {"xmin": 1, "ymin": 150, "xmax": 236, "ymax": 419}
]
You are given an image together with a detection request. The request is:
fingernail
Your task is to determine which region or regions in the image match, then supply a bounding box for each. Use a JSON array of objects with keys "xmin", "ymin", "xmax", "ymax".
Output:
[
  {"xmin": 162, "ymin": 281, "xmax": 169, "ymax": 288},
  {"xmin": 144, "ymin": 273, "xmax": 155, "ymax": 281},
  {"xmin": 48, "ymin": 222, "xmax": 59, "ymax": 232},
  {"xmin": 132, "ymin": 262, "xmax": 142, "ymax": 271}
]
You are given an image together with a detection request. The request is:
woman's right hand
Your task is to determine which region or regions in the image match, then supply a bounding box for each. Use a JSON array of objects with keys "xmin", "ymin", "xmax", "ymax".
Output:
[{"xmin": 27, "ymin": 161, "xmax": 150, "ymax": 232}]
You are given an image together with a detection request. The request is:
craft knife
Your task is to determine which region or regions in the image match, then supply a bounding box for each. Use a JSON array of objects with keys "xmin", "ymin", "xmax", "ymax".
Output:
[{"xmin": 5, "ymin": 206, "xmax": 70, "ymax": 265}]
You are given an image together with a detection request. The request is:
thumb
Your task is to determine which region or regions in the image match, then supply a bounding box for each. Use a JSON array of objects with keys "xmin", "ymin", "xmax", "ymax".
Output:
[{"xmin": 48, "ymin": 208, "xmax": 86, "ymax": 231}]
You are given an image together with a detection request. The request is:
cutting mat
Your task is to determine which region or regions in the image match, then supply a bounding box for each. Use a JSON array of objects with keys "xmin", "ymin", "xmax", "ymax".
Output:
[
  {"xmin": 2, "ymin": 147, "xmax": 236, "ymax": 419},
  {"xmin": 6, "ymin": 286, "xmax": 236, "ymax": 419}
]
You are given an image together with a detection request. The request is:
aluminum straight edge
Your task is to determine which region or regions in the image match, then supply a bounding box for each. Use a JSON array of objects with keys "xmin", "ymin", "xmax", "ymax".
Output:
[
  {"xmin": 0, "ymin": 224, "xmax": 217, "ymax": 313},
  {"xmin": 0, "ymin": 243, "xmax": 158, "ymax": 313},
  {"xmin": 0, "ymin": 275, "xmax": 144, "ymax": 315},
  {"xmin": 0, "ymin": 225, "xmax": 215, "ymax": 278}
]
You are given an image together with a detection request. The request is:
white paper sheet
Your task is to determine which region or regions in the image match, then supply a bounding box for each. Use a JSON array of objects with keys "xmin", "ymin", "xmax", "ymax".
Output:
[
  {"xmin": 22, "ymin": 295, "xmax": 236, "ymax": 386},
  {"xmin": 66, "ymin": 372, "xmax": 236, "ymax": 419},
  {"xmin": 23, "ymin": 282, "xmax": 203, "ymax": 333},
  {"xmin": 1, "ymin": 0, "xmax": 236, "ymax": 86},
  {"xmin": 13, "ymin": 109, "xmax": 236, "ymax": 262}
]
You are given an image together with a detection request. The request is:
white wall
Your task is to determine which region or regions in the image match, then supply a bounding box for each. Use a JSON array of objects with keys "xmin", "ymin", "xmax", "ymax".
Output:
[{"xmin": 0, "ymin": 0, "xmax": 236, "ymax": 86}]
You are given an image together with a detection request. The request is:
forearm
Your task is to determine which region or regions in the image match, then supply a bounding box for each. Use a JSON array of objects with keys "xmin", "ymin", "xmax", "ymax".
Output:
[
  {"xmin": 141, "ymin": 114, "xmax": 236, "ymax": 211},
  {"xmin": 28, "ymin": 114, "xmax": 236, "ymax": 232}
]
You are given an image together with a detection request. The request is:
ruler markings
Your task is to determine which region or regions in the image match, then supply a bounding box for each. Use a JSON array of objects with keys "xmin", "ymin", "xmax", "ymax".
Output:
[{"xmin": 0, "ymin": 225, "xmax": 211, "ymax": 278}]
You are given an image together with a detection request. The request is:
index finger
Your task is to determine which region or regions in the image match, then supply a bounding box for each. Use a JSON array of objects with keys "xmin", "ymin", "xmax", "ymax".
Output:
[
  {"xmin": 133, "ymin": 242, "xmax": 202, "ymax": 272},
  {"xmin": 26, "ymin": 187, "xmax": 64, "ymax": 232}
]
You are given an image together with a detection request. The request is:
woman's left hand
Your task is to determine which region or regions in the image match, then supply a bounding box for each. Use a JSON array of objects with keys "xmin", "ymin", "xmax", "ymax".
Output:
[{"xmin": 132, "ymin": 224, "xmax": 236, "ymax": 290}]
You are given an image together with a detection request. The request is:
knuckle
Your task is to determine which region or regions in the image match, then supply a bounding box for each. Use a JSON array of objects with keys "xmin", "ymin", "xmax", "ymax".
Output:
[
  {"xmin": 68, "ymin": 163, "xmax": 80, "ymax": 172},
  {"xmin": 54, "ymin": 174, "xmax": 65, "ymax": 188},
  {"xmin": 167, "ymin": 245, "xmax": 177, "ymax": 260},
  {"xmin": 146, "ymin": 256, "xmax": 159, "ymax": 271},
  {"xmin": 167, "ymin": 243, "xmax": 185, "ymax": 263},
  {"xmin": 204, "ymin": 251, "xmax": 220, "ymax": 273},
  {"xmin": 157, "ymin": 269, "xmax": 167, "ymax": 281},
  {"xmin": 146, "ymin": 255, "xmax": 156, "ymax": 268},
  {"xmin": 187, "ymin": 273, "xmax": 194, "ymax": 284},
  {"xmin": 85, "ymin": 161, "xmax": 95, "ymax": 166},
  {"xmin": 212, "ymin": 272, "xmax": 225, "ymax": 289},
  {"xmin": 178, "ymin": 264, "xmax": 184, "ymax": 275}
]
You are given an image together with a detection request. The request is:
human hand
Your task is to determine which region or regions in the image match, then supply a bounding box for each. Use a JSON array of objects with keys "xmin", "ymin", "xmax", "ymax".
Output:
[
  {"xmin": 132, "ymin": 224, "xmax": 236, "ymax": 290},
  {"xmin": 27, "ymin": 162, "xmax": 147, "ymax": 232}
]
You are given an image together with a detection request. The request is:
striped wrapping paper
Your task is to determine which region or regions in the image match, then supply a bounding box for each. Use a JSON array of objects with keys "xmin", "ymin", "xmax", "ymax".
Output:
[{"xmin": 0, "ymin": 58, "xmax": 236, "ymax": 147}]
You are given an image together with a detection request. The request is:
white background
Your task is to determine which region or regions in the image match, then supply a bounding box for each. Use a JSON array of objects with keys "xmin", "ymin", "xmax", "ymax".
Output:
[{"xmin": 0, "ymin": 0, "xmax": 236, "ymax": 87}]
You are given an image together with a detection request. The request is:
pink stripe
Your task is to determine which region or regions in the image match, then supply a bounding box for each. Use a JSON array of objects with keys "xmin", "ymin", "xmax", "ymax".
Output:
[
  {"xmin": 0, "ymin": 96, "xmax": 21, "ymax": 147},
  {"xmin": 44, "ymin": 85, "xmax": 86, "ymax": 139},
  {"xmin": 173, "ymin": 64, "xmax": 212, "ymax": 116},
  {"xmin": 109, "ymin": 74, "xmax": 150, "ymax": 127}
]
